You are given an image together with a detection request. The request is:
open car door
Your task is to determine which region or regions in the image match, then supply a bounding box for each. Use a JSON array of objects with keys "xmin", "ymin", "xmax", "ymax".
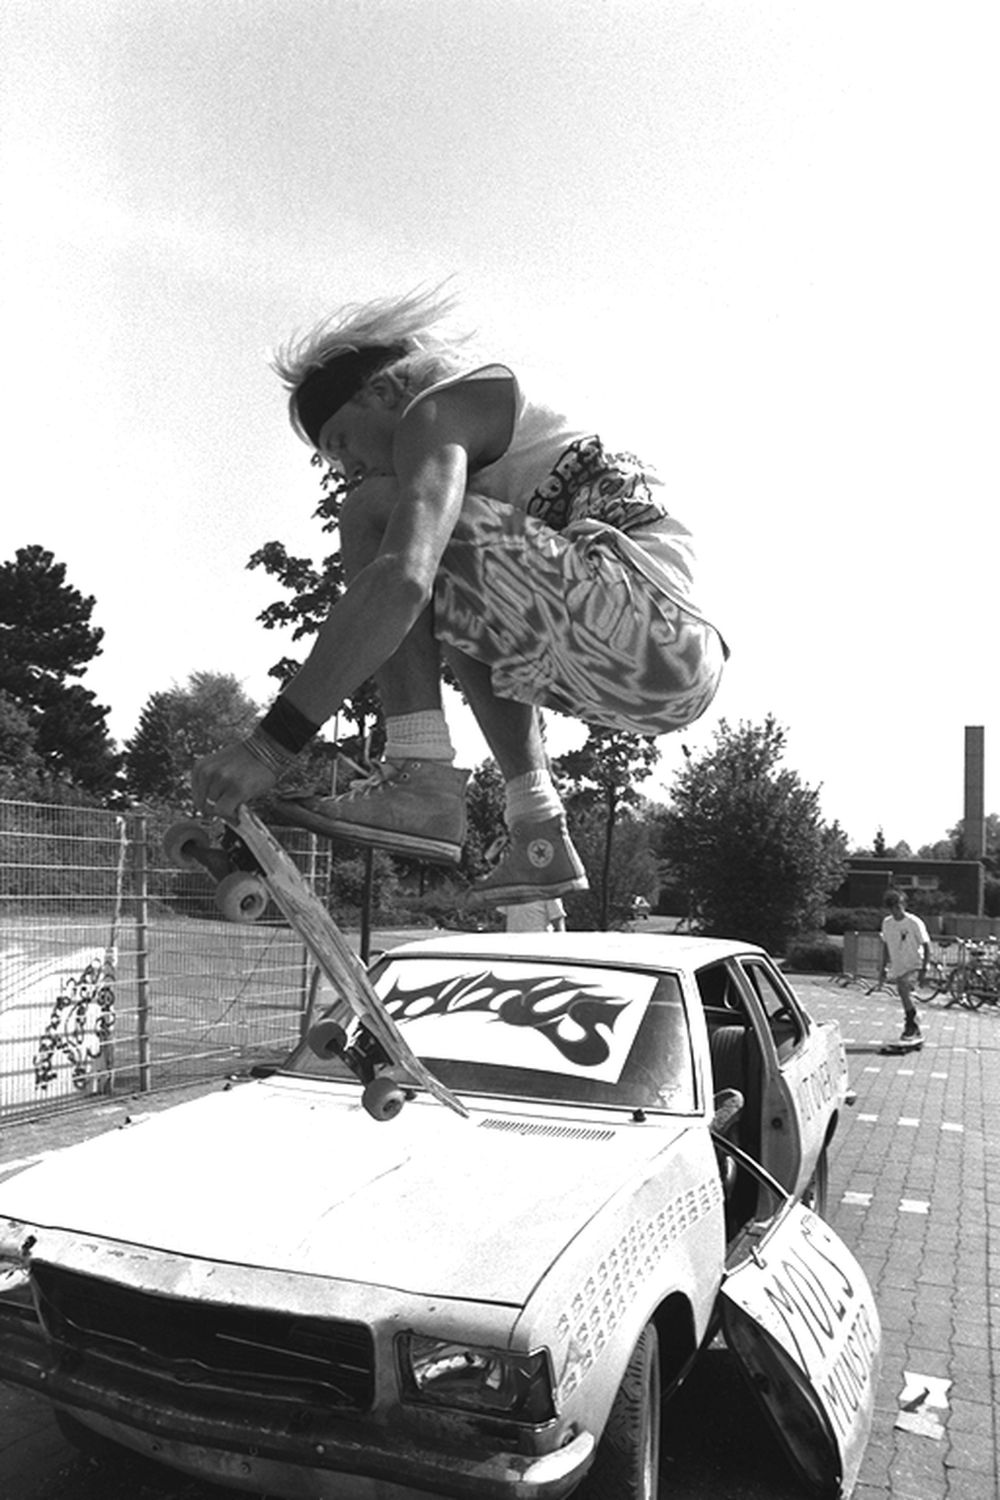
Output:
[{"xmin": 717, "ymin": 1143, "xmax": 881, "ymax": 1498}]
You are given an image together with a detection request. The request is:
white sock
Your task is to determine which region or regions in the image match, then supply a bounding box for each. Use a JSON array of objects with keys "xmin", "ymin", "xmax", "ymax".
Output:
[
  {"xmin": 505, "ymin": 769, "xmax": 562, "ymax": 826},
  {"xmin": 384, "ymin": 711, "xmax": 455, "ymax": 763}
]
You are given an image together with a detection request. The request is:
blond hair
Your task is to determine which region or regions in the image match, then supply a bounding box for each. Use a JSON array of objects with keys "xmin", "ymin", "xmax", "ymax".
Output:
[{"xmin": 272, "ymin": 283, "xmax": 478, "ymax": 441}]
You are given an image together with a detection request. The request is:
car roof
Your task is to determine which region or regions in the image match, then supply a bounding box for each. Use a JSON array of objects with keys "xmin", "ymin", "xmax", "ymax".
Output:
[{"xmin": 380, "ymin": 931, "xmax": 766, "ymax": 971}]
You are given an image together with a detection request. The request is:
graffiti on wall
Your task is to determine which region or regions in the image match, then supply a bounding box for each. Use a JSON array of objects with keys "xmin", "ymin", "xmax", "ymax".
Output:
[{"xmin": 33, "ymin": 950, "xmax": 117, "ymax": 1092}]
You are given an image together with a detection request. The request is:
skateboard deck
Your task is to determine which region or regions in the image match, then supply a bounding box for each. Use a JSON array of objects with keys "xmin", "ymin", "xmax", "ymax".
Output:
[
  {"xmin": 163, "ymin": 808, "xmax": 468, "ymax": 1122},
  {"xmin": 880, "ymin": 1038, "xmax": 924, "ymax": 1055}
]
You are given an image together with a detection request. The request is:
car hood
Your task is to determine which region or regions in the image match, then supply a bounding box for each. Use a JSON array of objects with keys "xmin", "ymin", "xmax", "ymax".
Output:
[{"xmin": 0, "ymin": 1079, "xmax": 689, "ymax": 1305}]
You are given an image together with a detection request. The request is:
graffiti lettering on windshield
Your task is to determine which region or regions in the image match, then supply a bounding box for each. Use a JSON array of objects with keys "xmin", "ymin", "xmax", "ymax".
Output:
[{"xmin": 383, "ymin": 968, "xmax": 631, "ymax": 1068}]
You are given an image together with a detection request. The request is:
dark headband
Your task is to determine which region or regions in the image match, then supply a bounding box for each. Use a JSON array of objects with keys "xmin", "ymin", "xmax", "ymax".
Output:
[{"xmin": 294, "ymin": 345, "xmax": 404, "ymax": 446}]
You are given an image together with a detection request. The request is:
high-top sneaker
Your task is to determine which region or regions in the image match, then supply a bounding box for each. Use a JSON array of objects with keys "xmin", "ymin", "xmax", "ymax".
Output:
[
  {"xmin": 473, "ymin": 815, "xmax": 588, "ymax": 904},
  {"xmin": 274, "ymin": 760, "xmax": 469, "ymax": 864}
]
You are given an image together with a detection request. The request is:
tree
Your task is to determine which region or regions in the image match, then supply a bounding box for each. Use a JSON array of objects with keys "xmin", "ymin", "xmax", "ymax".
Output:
[
  {"xmin": 562, "ymin": 807, "xmax": 660, "ymax": 932},
  {"xmin": 555, "ymin": 729, "xmax": 659, "ymax": 929},
  {"xmin": 918, "ymin": 812, "xmax": 1000, "ymax": 918},
  {"xmin": 461, "ymin": 760, "xmax": 507, "ymax": 879},
  {"xmin": 0, "ymin": 690, "xmax": 45, "ymax": 797},
  {"xmin": 248, "ymin": 461, "xmax": 385, "ymax": 751},
  {"xmin": 917, "ymin": 813, "xmax": 999, "ymax": 864},
  {"xmin": 123, "ymin": 672, "xmax": 260, "ymax": 806},
  {"xmin": 0, "ymin": 546, "xmax": 119, "ymax": 795},
  {"xmin": 661, "ymin": 715, "xmax": 848, "ymax": 952}
]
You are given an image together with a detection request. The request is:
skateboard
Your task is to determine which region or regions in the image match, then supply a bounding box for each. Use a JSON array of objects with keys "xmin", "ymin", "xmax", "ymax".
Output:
[
  {"xmin": 879, "ymin": 1037, "xmax": 924, "ymax": 1055},
  {"xmin": 163, "ymin": 808, "xmax": 468, "ymax": 1123}
]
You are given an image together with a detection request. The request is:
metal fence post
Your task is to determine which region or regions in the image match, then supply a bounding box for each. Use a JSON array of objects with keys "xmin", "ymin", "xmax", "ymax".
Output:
[
  {"xmin": 134, "ymin": 813, "xmax": 152, "ymax": 1092},
  {"xmin": 361, "ymin": 847, "xmax": 374, "ymax": 963},
  {"xmin": 298, "ymin": 833, "xmax": 318, "ymax": 1039}
]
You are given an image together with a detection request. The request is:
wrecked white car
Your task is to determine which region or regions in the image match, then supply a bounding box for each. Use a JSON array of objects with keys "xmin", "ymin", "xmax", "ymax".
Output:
[{"xmin": 0, "ymin": 933, "xmax": 879, "ymax": 1499}]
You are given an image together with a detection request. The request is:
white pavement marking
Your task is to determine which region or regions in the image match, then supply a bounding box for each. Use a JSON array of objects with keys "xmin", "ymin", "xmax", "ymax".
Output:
[
  {"xmin": 896, "ymin": 1411, "xmax": 946, "ymax": 1439},
  {"xmin": 898, "ymin": 1117, "xmax": 920, "ymax": 1127},
  {"xmin": 941, "ymin": 1122, "xmax": 964, "ymax": 1133},
  {"xmin": 901, "ymin": 1373, "xmax": 951, "ymax": 1411},
  {"xmin": 858, "ymin": 1113, "xmax": 878, "ymax": 1122},
  {"xmin": 0, "ymin": 1154, "xmax": 44, "ymax": 1177},
  {"xmin": 895, "ymin": 1372, "xmax": 951, "ymax": 1438},
  {"xmin": 842, "ymin": 1191, "xmax": 872, "ymax": 1206},
  {"xmin": 900, "ymin": 1199, "xmax": 930, "ymax": 1214}
]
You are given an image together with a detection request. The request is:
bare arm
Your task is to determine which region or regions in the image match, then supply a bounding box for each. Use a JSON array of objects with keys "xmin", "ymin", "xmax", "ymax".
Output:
[
  {"xmin": 281, "ymin": 376, "xmax": 510, "ymax": 720},
  {"xmin": 280, "ymin": 441, "xmax": 469, "ymax": 723},
  {"xmin": 191, "ymin": 378, "xmax": 512, "ymax": 814}
]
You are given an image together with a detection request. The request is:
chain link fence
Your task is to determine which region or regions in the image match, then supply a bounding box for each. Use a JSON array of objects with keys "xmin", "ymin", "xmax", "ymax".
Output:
[{"xmin": 0, "ymin": 799, "xmax": 331, "ymax": 1122}]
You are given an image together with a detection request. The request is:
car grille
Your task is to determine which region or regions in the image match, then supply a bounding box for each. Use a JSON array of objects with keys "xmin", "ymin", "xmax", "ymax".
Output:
[{"xmin": 32, "ymin": 1262, "xmax": 375, "ymax": 1410}]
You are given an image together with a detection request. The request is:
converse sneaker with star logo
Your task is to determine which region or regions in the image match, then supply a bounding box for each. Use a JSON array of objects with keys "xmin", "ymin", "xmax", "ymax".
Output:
[{"xmin": 474, "ymin": 814, "xmax": 588, "ymax": 904}]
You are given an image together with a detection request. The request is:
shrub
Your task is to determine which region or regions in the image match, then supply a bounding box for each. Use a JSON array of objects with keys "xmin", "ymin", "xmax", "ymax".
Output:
[
  {"xmin": 823, "ymin": 907, "xmax": 883, "ymax": 935},
  {"xmin": 406, "ymin": 880, "xmax": 503, "ymax": 932},
  {"xmin": 785, "ymin": 934, "xmax": 842, "ymax": 973}
]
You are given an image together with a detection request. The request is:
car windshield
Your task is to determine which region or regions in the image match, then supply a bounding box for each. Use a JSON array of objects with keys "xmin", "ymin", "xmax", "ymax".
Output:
[{"xmin": 285, "ymin": 954, "xmax": 697, "ymax": 1113}]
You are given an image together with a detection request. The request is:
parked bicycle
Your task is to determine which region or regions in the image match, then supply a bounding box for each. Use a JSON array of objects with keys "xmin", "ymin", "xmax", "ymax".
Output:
[{"xmin": 945, "ymin": 938, "xmax": 1000, "ymax": 1009}]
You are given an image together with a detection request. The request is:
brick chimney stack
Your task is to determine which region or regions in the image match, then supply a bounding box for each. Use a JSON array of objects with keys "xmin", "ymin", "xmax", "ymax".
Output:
[{"xmin": 963, "ymin": 725, "xmax": 986, "ymax": 859}]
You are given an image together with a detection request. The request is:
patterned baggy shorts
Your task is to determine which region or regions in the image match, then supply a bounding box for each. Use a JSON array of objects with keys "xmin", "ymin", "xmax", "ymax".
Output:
[{"xmin": 434, "ymin": 492, "xmax": 725, "ymax": 737}]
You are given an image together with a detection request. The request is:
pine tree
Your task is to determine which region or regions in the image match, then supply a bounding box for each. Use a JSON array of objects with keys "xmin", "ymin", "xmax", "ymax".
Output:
[{"xmin": 0, "ymin": 546, "xmax": 119, "ymax": 796}]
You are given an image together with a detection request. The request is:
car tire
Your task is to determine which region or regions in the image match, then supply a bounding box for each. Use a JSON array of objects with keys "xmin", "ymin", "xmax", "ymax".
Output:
[
  {"xmin": 577, "ymin": 1321, "xmax": 661, "ymax": 1500},
  {"xmin": 802, "ymin": 1145, "xmax": 829, "ymax": 1218}
]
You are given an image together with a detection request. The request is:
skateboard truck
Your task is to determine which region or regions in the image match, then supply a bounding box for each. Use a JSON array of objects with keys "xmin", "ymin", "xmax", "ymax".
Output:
[
  {"xmin": 163, "ymin": 808, "xmax": 468, "ymax": 1124},
  {"xmin": 163, "ymin": 819, "xmax": 269, "ymax": 922},
  {"xmin": 308, "ymin": 1018, "xmax": 413, "ymax": 1122}
]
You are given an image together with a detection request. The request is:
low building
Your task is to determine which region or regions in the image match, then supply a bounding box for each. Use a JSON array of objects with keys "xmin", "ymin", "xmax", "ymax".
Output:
[{"xmin": 834, "ymin": 857, "xmax": 985, "ymax": 916}]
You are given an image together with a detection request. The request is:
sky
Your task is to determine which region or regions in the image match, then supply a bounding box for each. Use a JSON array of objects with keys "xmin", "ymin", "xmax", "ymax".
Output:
[{"xmin": 1, "ymin": 0, "xmax": 996, "ymax": 851}]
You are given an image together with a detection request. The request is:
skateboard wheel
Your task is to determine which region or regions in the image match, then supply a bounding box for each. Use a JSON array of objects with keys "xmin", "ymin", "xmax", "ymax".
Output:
[
  {"xmin": 215, "ymin": 870, "xmax": 268, "ymax": 923},
  {"xmin": 163, "ymin": 819, "xmax": 212, "ymax": 869},
  {"xmin": 363, "ymin": 1076, "xmax": 406, "ymax": 1122},
  {"xmin": 308, "ymin": 1019, "xmax": 349, "ymax": 1060}
]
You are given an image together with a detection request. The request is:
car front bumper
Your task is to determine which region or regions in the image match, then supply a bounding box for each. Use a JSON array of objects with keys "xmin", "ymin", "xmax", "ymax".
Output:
[{"xmin": 0, "ymin": 1321, "xmax": 595, "ymax": 1500}]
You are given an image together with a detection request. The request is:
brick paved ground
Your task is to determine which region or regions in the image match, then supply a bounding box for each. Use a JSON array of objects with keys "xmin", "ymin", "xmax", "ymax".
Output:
[
  {"xmin": 803, "ymin": 978, "xmax": 1000, "ymax": 1500},
  {"xmin": 0, "ymin": 974, "xmax": 997, "ymax": 1499}
]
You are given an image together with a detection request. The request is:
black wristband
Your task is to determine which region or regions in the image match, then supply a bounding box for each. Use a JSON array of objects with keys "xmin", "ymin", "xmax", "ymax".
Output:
[{"xmin": 259, "ymin": 696, "xmax": 322, "ymax": 754}]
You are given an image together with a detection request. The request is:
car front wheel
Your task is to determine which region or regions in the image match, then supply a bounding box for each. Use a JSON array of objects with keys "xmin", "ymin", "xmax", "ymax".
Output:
[{"xmin": 577, "ymin": 1321, "xmax": 661, "ymax": 1500}]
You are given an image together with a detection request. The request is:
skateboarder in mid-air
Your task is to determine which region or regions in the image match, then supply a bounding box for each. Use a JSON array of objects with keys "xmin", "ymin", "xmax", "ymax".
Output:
[
  {"xmin": 878, "ymin": 889, "xmax": 930, "ymax": 1045},
  {"xmin": 191, "ymin": 286, "xmax": 728, "ymax": 902}
]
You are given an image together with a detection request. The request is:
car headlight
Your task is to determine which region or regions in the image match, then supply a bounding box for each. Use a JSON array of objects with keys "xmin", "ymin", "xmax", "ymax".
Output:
[
  {"xmin": 397, "ymin": 1334, "xmax": 555, "ymax": 1424},
  {"xmin": 0, "ymin": 1261, "xmax": 35, "ymax": 1319}
]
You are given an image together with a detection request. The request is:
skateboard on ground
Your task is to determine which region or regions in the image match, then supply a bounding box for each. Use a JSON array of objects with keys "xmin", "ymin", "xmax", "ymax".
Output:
[
  {"xmin": 879, "ymin": 1037, "xmax": 924, "ymax": 1055},
  {"xmin": 163, "ymin": 807, "xmax": 468, "ymax": 1123}
]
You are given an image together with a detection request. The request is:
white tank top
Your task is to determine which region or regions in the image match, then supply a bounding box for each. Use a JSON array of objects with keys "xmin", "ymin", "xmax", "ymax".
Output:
[{"xmin": 404, "ymin": 365, "xmax": 723, "ymax": 637}]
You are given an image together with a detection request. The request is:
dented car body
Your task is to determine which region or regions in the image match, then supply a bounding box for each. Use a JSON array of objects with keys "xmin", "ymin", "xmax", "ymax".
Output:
[{"xmin": 0, "ymin": 933, "xmax": 879, "ymax": 1498}]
